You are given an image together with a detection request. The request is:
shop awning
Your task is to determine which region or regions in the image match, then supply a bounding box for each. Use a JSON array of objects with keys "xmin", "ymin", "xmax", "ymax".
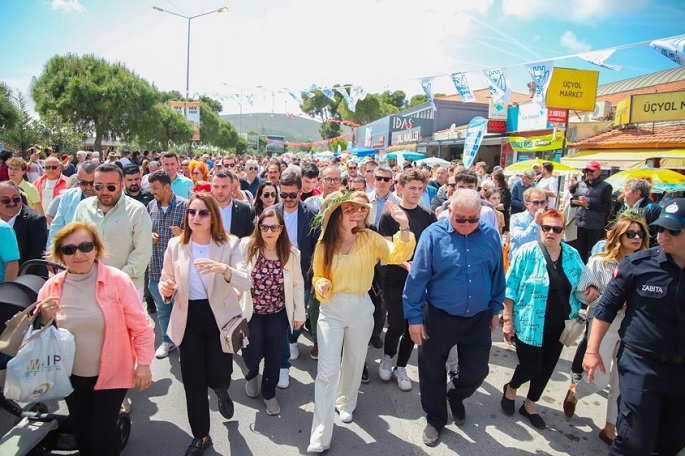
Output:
[{"xmin": 561, "ymin": 149, "xmax": 685, "ymax": 170}]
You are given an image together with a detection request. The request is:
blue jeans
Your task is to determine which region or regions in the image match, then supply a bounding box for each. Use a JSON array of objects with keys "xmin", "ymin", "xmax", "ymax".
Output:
[
  {"xmin": 280, "ymin": 289, "xmax": 310, "ymax": 369},
  {"xmin": 149, "ymin": 279, "xmax": 174, "ymax": 344}
]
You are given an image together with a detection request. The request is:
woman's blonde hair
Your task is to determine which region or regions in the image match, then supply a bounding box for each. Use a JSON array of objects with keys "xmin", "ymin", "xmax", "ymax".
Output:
[
  {"xmin": 596, "ymin": 215, "xmax": 649, "ymax": 264},
  {"xmin": 47, "ymin": 222, "xmax": 107, "ymax": 264}
]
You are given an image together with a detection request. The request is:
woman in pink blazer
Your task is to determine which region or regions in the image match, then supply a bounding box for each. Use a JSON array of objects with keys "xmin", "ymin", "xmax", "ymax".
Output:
[{"xmin": 159, "ymin": 192, "xmax": 250, "ymax": 456}]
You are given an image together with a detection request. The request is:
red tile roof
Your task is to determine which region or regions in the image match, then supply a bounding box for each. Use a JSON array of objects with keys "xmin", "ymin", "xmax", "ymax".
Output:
[{"xmin": 569, "ymin": 124, "xmax": 685, "ymax": 149}]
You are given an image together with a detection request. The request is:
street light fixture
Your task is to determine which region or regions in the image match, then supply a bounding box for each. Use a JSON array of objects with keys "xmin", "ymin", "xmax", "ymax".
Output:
[{"xmin": 152, "ymin": 6, "xmax": 228, "ymax": 116}]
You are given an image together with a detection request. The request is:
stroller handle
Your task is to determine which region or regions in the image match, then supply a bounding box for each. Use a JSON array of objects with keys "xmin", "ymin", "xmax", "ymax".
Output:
[{"xmin": 18, "ymin": 260, "xmax": 66, "ymax": 276}]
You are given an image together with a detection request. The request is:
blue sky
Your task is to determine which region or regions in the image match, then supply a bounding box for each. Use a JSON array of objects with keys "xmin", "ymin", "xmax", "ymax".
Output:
[{"xmin": 1, "ymin": 0, "xmax": 683, "ymax": 115}]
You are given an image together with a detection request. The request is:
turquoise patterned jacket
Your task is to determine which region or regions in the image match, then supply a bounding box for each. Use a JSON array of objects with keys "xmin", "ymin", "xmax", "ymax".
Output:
[{"xmin": 506, "ymin": 241, "xmax": 584, "ymax": 347}]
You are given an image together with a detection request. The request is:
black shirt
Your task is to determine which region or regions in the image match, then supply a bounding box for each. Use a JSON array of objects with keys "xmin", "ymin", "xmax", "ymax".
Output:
[
  {"xmin": 127, "ymin": 188, "xmax": 153, "ymax": 208},
  {"xmin": 544, "ymin": 251, "xmax": 572, "ymax": 335}
]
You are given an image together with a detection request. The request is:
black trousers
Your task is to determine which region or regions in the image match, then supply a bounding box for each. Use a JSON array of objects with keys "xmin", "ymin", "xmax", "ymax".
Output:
[
  {"xmin": 576, "ymin": 226, "xmax": 605, "ymax": 264},
  {"xmin": 179, "ymin": 299, "xmax": 233, "ymax": 439},
  {"xmin": 383, "ymin": 282, "xmax": 414, "ymax": 367},
  {"xmin": 242, "ymin": 309, "xmax": 289, "ymax": 400},
  {"xmin": 419, "ymin": 304, "xmax": 492, "ymax": 430},
  {"xmin": 65, "ymin": 375, "xmax": 127, "ymax": 456},
  {"xmin": 509, "ymin": 330, "xmax": 564, "ymax": 402},
  {"xmin": 610, "ymin": 347, "xmax": 685, "ymax": 456},
  {"xmin": 371, "ymin": 265, "xmax": 387, "ymax": 339}
]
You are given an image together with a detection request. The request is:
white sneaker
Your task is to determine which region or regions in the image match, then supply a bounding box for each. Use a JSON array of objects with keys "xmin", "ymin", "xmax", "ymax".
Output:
[
  {"xmin": 155, "ymin": 342, "xmax": 177, "ymax": 359},
  {"xmin": 336, "ymin": 406, "xmax": 353, "ymax": 423},
  {"xmin": 289, "ymin": 343, "xmax": 300, "ymax": 361},
  {"xmin": 379, "ymin": 354, "xmax": 393, "ymax": 381},
  {"xmin": 393, "ymin": 366, "xmax": 412, "ymax": 391},
  {"xmin": 277, "ymin": 368, "xmax": 290, "ymax": 389}
]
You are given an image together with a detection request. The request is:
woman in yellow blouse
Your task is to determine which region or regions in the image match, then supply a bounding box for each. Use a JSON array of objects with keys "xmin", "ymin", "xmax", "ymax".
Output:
[{"xmin": 307, "ymin": 191, "xmax": 415, "ymax": 453}]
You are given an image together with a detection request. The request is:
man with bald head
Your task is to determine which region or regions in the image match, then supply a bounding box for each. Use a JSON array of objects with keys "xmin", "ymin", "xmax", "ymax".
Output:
[{"xmin": 34, "ymin": 155, "xmax": 69, "ymax": 214}]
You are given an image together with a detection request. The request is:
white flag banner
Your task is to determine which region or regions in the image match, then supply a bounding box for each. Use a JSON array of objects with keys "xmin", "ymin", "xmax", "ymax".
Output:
[
  {"xmin": 287, "ymin": 90, "xmax": 303, "ymax": 104},
  {"xmin": 525, "ymin": 60, "xmax": 554, "ymax": 105},
  {"xmin": 336, "ymin": 87, "xmax": 353, "ymax": 111},
  {"xmin": 651, "ymin": 35, "xmax": 685, "ymax": 67},
  {"xmin": 420, "ymin": 77, "xmax": 437, "ymax": 111},
  {"xmin": 578, "ymin": 49, "xmax": 622, "ymax": 71},
  {"xmin": 348, "ymin": 86, "xmax": 366, "ymax": 112},
  {"xmin": 356, "ymin": 86, "xmax": 369, "ymax": 101},
  {"xmin": 450, "ymin": 72, "xmax": 477, "ymax": 103},
  {"xmin": 301, "ymin": 90, "xmax": 315, "ymax": 99},
  {"xmin": 321, "ymin": 87, "xmax": 337, "ymax": 102},
  {"xmin": 483, "ymin": 68, "xmax": 512, "ymax": 104}
]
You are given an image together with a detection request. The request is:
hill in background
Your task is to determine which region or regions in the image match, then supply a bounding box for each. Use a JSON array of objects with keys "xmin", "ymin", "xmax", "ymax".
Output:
[{"xmin": 220, "ymin": 113, "xmax": 325, "ymax": 142}]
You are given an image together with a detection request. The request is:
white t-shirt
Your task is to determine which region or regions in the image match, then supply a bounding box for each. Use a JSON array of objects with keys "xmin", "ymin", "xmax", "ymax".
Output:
[
  {"xmin": 41, "ymin": 179, "xmax": 59, "ymax": 213},
  {"xmin": 188, "ymin": 242, "xmax": 210, "ymax": 300},
  {"xmin": 283, "ymin": 209, "xmax": 299, "ymax": 249},
  {"xmin": 537, "ymin": 176, "xmax": 558, "ymax": 209}
]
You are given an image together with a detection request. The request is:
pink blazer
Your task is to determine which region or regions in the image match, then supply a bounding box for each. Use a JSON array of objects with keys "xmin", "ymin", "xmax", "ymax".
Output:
[
  {"xmin": 38, "ymin": 261, "xmax": 155, "ymax": 390},
  {"xmin": 160, "ymin": 235, "xmax": 251, "ymax": 347}
]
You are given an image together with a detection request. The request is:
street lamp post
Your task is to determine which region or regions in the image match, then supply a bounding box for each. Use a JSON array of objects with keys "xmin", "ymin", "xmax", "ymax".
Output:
[{"xmin": 152, "ymin": 6, "xmax": 228, "ymax": 116}]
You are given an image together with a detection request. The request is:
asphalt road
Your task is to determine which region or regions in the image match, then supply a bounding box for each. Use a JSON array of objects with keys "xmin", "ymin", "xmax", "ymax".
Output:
[{"xmin": 0, "ymin": 323, "xmax": 628, "ymax": 455}]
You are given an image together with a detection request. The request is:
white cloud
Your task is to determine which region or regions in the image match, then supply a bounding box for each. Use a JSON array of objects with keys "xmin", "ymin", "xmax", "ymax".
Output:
[
  {"xmin": 502, "ymin": 0, "xmax": 648, "ymax": 22},
  {"xmin": 560, "ymin": 31, "xmax": 591, "ymax": 52},
  {"xmin": 51, "ymin": 0, "xmax": 85, "ymax": 13}
]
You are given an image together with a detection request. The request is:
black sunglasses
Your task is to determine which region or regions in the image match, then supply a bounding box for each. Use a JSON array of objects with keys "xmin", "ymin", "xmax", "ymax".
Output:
[
  {"xmin": 0, "ymin": 196, "xmax": 21, "ymax": 205},
  {"xmin": 447, "ymin": 183, "xmax": 457, "ymax": 188},
  {"xmin": 541, "ymin": 224, "xmax": 564, "ymax": 234},
  {"xmin": 94, "ymin": 183, "xmax": 118, "ymax": 192},
  {"xmin": 528, "ymin": 200, "xmax": 547, "ymax": 206},
  {"xmin": 259, "ymin": 224, "xmax": 283, "ymax": 232},
  {"xmin": 625, "ymin": 230, "xmax": 646, "ymax": 239},
  {"xmin": 78, "ymin": 180, "xmax": 95, "ymax": 187},
  {"xmin": 262, "ymin": 192, "xmax": 277, "ymax": 198},
  {"xmin": 248, "ymin": 167, "xmax": 258, "ymax": 171},
  {"xmin": 44, "ymin": 165, "xmax": 60, "ymax": 170},
  {"xmin": 375, "ymin": 176, "xmax": 392, "ymax": 182},
  {"xmin": 656, "ymin": 226, "xmax": 682, "ymax": 236},
  {"xmin": 453, "ymin": 217, "xmax": 480, "ymax": 224},
  {"xmin": 280, "ymin": 192, "xmax": 298, "ymax": 200},
  {"xmin": 60, "ymin": 241, "xmax": 95, "ymax": 256},
  {"xmin": 187, "ymin": 208, "xmax": 211, "ymax": 218}
]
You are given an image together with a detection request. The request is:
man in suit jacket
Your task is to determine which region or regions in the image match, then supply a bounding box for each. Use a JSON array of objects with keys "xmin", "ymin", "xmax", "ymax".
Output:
[
  {"xmin": 0, "ymin": 181, "xmax": 48, "ymax": 277},
  {"xmin": 211, "ymin": 170, "xmax": 256, "ymax": 238}
]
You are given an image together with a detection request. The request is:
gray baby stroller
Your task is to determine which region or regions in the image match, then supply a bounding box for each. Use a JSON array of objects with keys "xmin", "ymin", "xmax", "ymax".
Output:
[{"xmin": 0, "ymin": 260, "xmax": 131, "ymax": 455}]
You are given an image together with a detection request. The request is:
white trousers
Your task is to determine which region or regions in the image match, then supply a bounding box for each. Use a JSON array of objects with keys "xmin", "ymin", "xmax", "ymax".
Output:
[
  {"xmin": 309, "ymin": 293, "xmax": 374, "ymax": 448},
  {"xmin": 574, "ymin": 314, "xmax": 623, "ymax": 424}
]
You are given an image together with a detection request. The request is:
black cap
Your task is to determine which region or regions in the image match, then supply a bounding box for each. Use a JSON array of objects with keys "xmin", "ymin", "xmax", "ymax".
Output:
[{"xmin": 650, "ymin": 198, "xmax": 685, "ymax": 231}]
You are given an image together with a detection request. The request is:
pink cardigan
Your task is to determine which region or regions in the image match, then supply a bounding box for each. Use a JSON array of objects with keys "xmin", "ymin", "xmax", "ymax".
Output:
[{"xmin": 38, "ymin": 261, "xmax": 155, "ymax": 390}]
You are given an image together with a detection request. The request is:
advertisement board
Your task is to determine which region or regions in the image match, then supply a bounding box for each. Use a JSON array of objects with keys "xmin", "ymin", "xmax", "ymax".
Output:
[
  {"xmin": 170, "ymin": 101, "xmax": 201, "ymax": 141},
  {"xmin": 630, "ymin": 90, "xmax": 685, "ymax": 123},
  {"xmin": 546, "ymin": 68, "xmax": 599, "ymax": 111}
]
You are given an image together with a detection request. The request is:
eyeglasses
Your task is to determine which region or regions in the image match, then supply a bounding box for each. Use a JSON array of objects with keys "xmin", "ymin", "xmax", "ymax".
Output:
[
  {"xmin": 187, "ymin": 208, "xmax": 211, "ymax": 218},
  {"xmin": 375, "ymin": 176, "xmax": 392, "ymax": 183},
  {"xmin": 7, "ymin": 167, "xmax": 23, "ymax": 172},
  {"xmin": 342, "ymin": 206, "xmax": 369, "ymax": 215},
  {"xmin": 323, "ymin": 177, "xmax": 342, "ymax": 184},
  {"xmin": 447, "ymin": 183, "xmax": 457, "ymax": 188},
  {"xmin": 262, "ymin": 192, "xmax": 277, "ymax": 198},
  {"xmin": 78, "ymin": 180, "xmax": 95, "ymax": 187},
  {"xmin": 541, "ymin": 224, "xmax": 564, "ymax": 234},
  {"xmin": 44, "ymin": 165, "xmax": 60, "ymax": 170},
  {"xmin": 625, "ymin": 230, "xmax": 646, "ymax": 239},
  {"xmin": 94, "ymin": 183, "xmax": 118, "ymax": 192},
  {"xmin": 280, "ymin": 192, "xmax": 299, "ymax": 200},
  {"xmin": 225, "ymin": 163, "xmax": 236, "ymax": 168},
  {"xmin": 248, "ymin": 167, "xmax": 258, "ymax": 171},
  {"xmin": 453, "ymin": 217, "xmax": 480, "ymax": 224},
  {"xmin": 528, "ymin": 200, "xmax": 547, "ymax": 206},
  {"xmin": 259, "ymin": 224, "xmax": 283, "ymax": 232},
  {"xmin": 656, "ymin": 226, "xmax": 682, "ymax": 236},
  {"xmin": 60, "ymin": 241, "xmax": 95, "ymax": 256},
  {"xmin": 348, "ymin": 166, "xmax": 357, "ymax": 170},
  {"xmin": 0, "ymin": 196, "xmax": 21, "ymax": 205}
]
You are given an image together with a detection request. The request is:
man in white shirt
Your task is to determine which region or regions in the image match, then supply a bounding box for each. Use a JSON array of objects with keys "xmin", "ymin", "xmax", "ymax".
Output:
[{"xmin": 537, "ymin": 162, "xmax": 558, "ymax": 209}]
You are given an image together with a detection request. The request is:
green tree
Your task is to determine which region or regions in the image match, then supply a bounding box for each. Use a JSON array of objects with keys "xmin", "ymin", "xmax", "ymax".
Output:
[
  {"xmin": 407, "ymin": 93, "xmax": 446, "ymax": 108},
  {"xmin": 32, "ymin": 53, "xmax": 159, "ymax": 152},
  {"xmin": 34, "ymin": 110, "xmax": 85, "ymax": 154},
  {"xmin": 199, "ymin": 95, "xmax": 222, "ymax": 114},
  {"xmin": 0, "ymin": 91, "xmax": 40, "ymax": 152},
  {"xmin": 379, "ymin": 90, "xmax": 407, "ymax": 110},
  {"xmin": 330, "ymin": 138, "xmax": 348, "ymax": 152},
  {"xmin": 338, "ymin": 94, "xmax": 388, "ymax": 125},
  {"xmin": 0, "ymin": 82, "xmax": 20, "ymax": 132},
  {"xmin": 300, "ymin": 88, "xmax": 343, "ymax": 140},
  {"xmin": 136, "ymin": 104, "xmax": 194, "ymax": 150}
]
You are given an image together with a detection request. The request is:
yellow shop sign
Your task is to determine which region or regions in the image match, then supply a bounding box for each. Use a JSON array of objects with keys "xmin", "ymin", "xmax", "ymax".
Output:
[{"xmin": 546, "ymin": 68, "xmax": 599, "ymax": 111}]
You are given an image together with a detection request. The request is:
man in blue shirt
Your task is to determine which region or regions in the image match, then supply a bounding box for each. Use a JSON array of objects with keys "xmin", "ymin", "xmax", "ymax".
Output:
[
  {"xmin": 161, "ymin": 152, "xmax": 193, "ymax": 198},
  {"xmin": 509, "ymin": 187, "xmax": 546, "ymax": 260},
  {"xmin": 404, "ymin": 189, "xmax": 505, "ymax": 447}
]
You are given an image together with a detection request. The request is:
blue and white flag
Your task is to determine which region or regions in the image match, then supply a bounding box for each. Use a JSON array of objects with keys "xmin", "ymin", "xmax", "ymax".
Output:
[
  {"xmin": 483, "ymin": 68, "xmax": 512, "ymax": 104},
  {"xmin": 288, "ymin": 90, "xmax": 303, "ymax": 104},
  {"xmin": 245, "ymin": 94, "xmax": 254, "ymax": 106},
  {"xmin": 321, "ymin": 87, "xmax": 337, "ymax": 103},
  {"xmin": 420, "ymin": 77, "xmax": 437, "ymax": 111},
  {"xmin": 525, "ymin": 60, "xmax": 554, "ymax": 105},
  {"xmin": 651, "ymin": 35, "xmax": 685, "ymax": 67},
  {"xmin": 462, "ymin": 116, "xmax": 488, "ymax": 169},
  {"xmin": 301, "ymin": 90, "xmax": 315, "ymax": 99},
  {"xmin": 347, "ymin": 86, "xmax": 366, "ymax": 112},
  {"xmin": 450, "ymin": 72, "xmax": 476, "ymax": 103},
  {"xmin": 336, "ymin": 87, "xmax": 352, "ymax": 111},
  {"xmin": 578, "ymin": 49, "xmax": 621, "ymax": 71}
]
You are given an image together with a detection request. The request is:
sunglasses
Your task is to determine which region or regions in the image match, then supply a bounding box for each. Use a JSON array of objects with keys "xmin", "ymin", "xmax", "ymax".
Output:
[
  {"xmin": 262, "ymin": 192, "xmax": 277, "ymax": 198},
  {"xmin": 94, "ymin": 183, "xmax": 118, "ymax": 192},
  {"xmin": 0, "ymin": 196, "xmax": 22, "ymax": 205},
  {"xmin": 248, "ymin": 167, "xmax": 258, "ymax": 171},
  {"xmin": 375, "ymin": 176, "xmax": 392, "ymax": 182},
  {"xmin": 342, "ymin": 206, "xmax": 369, "ymax": 215},
  {"xmin": 453, "ymin": 217, "xmax": 480, "ymax": 224},
  {"xmin": 323, "ymin": 177, "xmax": 342, "ymax": 184},
  {"xmin": 78, "ymin": 180, "xmax": 95, "ymax": 187},
  {"xmin": 60, "ymin": 241, "xmax": 95, "ymax": 256},
  {"xmin": 541, "ymin": 224, "xmax": 564, "ymax": 234},
  {"xmin": 259, "ymin": 224, "xmax": 283, "ymax": 232},
  {"xmin": 187, "ymin": 208, "xmax": 211, "ymax": 218},
  {"xmin": 447, "ymin": 183, "xmax": 457, "ymax": 188},
  {"xmin": 225, "ymin": 163, "xmax": 236, "ymax": 168},
  {"xmin": 528, "ymin": 200, "xmax": 547, "ymax": 206},
  {"xmin": 44, "ymin": 165, "xmax": 60, "ymax": 170},
  {"xmin": 625, "ymin": 230, "xmax": 646, "ymax": 239},
  {"xmin": 656, "ymin": 226, "xmax": 682, "ymax": 236},
  {"xmin": 348, "ymin": 166, "xmax": 357, "ymax": 170},
  {"xmin": 214, "ymin": 164, "xmax": 223, "ymax": 168},
  {"xmin": 280, "ymin": 192, "xmax": 298, "ymax": 200}
]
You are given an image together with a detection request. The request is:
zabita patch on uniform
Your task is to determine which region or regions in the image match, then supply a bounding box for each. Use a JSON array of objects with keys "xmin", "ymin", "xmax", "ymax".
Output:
[{"xmin": 636, "ymin": 283, "xmax": 667, "ymax": 298}]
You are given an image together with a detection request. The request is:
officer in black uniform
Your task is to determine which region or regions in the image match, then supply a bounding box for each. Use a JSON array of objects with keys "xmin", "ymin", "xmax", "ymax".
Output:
[{"xmin": 584, "ymin": 198, "xmax": 685, "ymax": 456}]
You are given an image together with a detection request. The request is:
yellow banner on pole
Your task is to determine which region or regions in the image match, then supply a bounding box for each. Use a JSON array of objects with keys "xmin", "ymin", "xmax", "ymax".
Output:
[
  {"xmin": 630, "ymin": 90, "xmax": 685, "ymax": 123},
  {"xmin": 614, "ymin": 97, "xmax": 632, "ymax": 125},
  {"xmin": 509, "ymin": 131, "xmax": 565, "ymax": 152},
  {"xmin": 546, "ymin": 67, "xmax": 599, "ymax": 111}
]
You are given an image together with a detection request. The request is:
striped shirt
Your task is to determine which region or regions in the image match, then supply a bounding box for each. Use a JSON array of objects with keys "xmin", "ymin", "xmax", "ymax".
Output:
[
  {"xmin": 147, "ymin": 194, "xmax": 187, "ymax": 281},
  {"xmin": 574, "ymin": 254, "xmax": 617, "ymax": 317}
]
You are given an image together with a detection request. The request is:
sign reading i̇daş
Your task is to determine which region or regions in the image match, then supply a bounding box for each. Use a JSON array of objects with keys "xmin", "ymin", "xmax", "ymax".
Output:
[{"xmin": 546, "ymin": 68, "xmax": 599, "ymax": 111}]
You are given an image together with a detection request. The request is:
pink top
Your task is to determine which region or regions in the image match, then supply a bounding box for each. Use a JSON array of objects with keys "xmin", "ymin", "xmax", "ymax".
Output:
[{"xmin": 38, "ymin": 261, "xmax": 155, "ymax": 390}]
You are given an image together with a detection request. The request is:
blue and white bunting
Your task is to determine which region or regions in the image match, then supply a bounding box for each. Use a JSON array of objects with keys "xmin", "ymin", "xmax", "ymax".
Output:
[
  {"xmin": 525, "ymin": 60, "xmax": 554, "ymax": 105},
  {"xmin": 483, "ymin": 68, "xmax": 512, "ymax": 104},
  {"xmin": 462, "ymin": 117, "xmax": 488, "ymax": 169},
  {"xmin": 336, "ymin": 87, "xmax": 352, "ymax": 111},
  {"xmin": 651, "ymin": 35, "xmax": 685, "ymax": 67},
  {"xmin": 321, "ymin": 87, "xmax": 337, "ymax": 102},
  {"xmin": 450, "ymin": 72, "xmax": 476, "ymax": 103},
  {"xmin": 578, "ymin": 49, "xmax": 621, "ymax": 71},
  {"xmin": 420, "ymin": 77, "xmax": 437, "ymax": 111},
  {"xmin": 287, "ymin": 90, "xmax": 303, "ymax": 104}
]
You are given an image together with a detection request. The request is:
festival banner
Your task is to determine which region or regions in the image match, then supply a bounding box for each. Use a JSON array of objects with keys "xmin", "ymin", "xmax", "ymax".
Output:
[
  {"xmin": 525, "ymin": 60, "xmax": 554, "ymax": 105},
  {"xmin": 509, "ymin": 131, "xmax": 564, "ymax": 152},
  {"xmin": 651, "ymin": 35, "xmax": 685, "ymax": 67},
  {"xmin": 287, "ymin": 90, "xmax": 303, "ymax": 104},
  {"xmin": 462, "ymin": 116, "xmax": 488, "ymax": 168},
  {"xmin": 321, "ymin": 87, "xmax": 337, "ymax": 103},
  {"xmin": 578, "ymin": 49, "xmax": 622, "ymax": 71},
  {"xmin": 420, "ymin": 77, "xmax": 437, "ymax": 111},
  {"xmin": 336, "ymin": 87, "xmax": 352, "ymax": 110},
  {"xmin": 450, "ymin": 72, "xmax": 476, "ymax": 103},
  {"xmin": 483, "ymin": 68, "xmax": 512, "ymax": 104}
]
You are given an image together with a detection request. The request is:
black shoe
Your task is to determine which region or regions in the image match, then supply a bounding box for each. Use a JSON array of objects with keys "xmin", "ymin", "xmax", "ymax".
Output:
[
  {"xmin": 519, "ymin": 405, "xmax": 546, "ymax": 430},
  {"xmin": 448, "ymin": 395, "xmax": 465, "ymax": 426},
  {"xmin": 185, "ymin": 436, "xmax": 212, "ymax": 455},
  {"xmin": 501, "ymin": 384, "xmax": 515, "ymax": 416},
  {"xmin": 361, "ymin": 362, "xmax": 370, "ymax": 384},
  {"xmin": 370, "ymin": 335, "xmax": 383, "ymax": 349},
  {"xmin": 214, "ymin": 389, "xmax": 234, "ymax": 420}
]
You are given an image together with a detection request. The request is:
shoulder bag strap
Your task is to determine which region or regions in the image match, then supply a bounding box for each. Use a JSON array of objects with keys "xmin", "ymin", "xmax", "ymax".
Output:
[{"xmin": 538, "ymin": 240, "xmax": 562, "ymax": 283}]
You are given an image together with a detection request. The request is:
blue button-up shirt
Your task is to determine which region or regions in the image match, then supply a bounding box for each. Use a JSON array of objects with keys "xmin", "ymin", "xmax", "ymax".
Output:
[
  {"xmin": 403, "ymin": 218, "xmax": 506, "ymax": 325},
  {"xmin": 509, "ymin": 210, "xmax": 539, "ymax": 260},
  {"xmin": 47, "ymin": 187, "xmax": 86, "ymax": 249}
]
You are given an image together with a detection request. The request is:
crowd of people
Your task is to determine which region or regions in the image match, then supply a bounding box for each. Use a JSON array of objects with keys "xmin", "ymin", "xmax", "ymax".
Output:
[{"xmin": 0, "ymin": 146, "xmax": 684, "ymax": 456}]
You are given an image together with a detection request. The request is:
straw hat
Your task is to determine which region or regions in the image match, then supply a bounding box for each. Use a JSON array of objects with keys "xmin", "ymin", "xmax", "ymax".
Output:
[{"xmin": 311, "ymin": 191, "xmax": 371, "ymax": 236}]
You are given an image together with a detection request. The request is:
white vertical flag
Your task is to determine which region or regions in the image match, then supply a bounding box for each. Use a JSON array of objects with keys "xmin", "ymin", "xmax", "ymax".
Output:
[
  {"xmin": 578, "ymin": 49, "xmax": 622, "ymax": 71},
  {"xmin": 525, "ymin": 60, "xmax": 554, "ymax": 105},
  {"xmin": 420, "ymin": 77, "xmax": 437, "ymax": 111},
  {"xmin": 651, "ymin": 35, "xmax": 685, "ymax": 67},
  {"xmin": 450, "ymin": 72, "xmax": 476, "ymax": 103},
  {"xmin": 336, "ymin": 87, "xmax": 353, "ymax": 111},
  {"xmin": 483, "ymin": 68, "xmax": 512, "ymax": 104},
  {"xmin": 348, "ymin": 86, "xmax": 366, "ymax": 112}
]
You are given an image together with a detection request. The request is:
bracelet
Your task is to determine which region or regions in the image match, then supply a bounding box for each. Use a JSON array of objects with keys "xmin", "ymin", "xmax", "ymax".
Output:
[
  {"xmin": 400, "ymin": 226, "xmax": 410, "ymax": 232},
  {"xmin": 585, "ymin": 352, "xmax": 598, "ymax": 354}
]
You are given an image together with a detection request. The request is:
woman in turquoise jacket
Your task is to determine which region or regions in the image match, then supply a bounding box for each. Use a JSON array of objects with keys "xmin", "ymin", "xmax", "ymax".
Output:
[{"xmin": 500, "ymin": 208, "xmax": 584, "ymax": 430}]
